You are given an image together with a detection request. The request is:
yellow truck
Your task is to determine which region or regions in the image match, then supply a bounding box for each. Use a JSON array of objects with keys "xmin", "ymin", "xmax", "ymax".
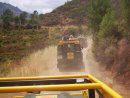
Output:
[{"xmin": 57, "ymin": 39, "xmax": 85, "ymax": 71}]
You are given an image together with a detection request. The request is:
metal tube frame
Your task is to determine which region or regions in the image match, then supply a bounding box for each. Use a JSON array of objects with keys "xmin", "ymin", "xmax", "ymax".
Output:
[{"xmin": 0, "ymin": 74, "xmax": 122, "ymax": 98}]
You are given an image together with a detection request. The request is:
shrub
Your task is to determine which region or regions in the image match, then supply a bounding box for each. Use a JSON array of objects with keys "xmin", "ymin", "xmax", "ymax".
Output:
[{"xmin": 98, "ymin": 9, "xmax": 115, "ymax": 38}]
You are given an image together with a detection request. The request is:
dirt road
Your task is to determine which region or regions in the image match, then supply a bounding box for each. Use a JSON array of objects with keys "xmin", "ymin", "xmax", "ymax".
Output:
[{"xmin": 4, "ymin": 36, "xmax": 130, "ymax": 98}]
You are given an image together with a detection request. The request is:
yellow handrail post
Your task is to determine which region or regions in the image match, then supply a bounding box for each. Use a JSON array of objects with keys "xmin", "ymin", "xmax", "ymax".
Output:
[
  {"xmin": 87, "ymin": 74, "xmax": 122, "ymax": 98},
  {"xmin": 82, "ymin": 91, "xmax": 87, "ymax": 98}
]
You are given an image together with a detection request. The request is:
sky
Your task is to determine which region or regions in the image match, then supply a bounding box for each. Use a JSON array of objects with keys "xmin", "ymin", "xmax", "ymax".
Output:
[{"xmin": 0, "ymin": 0, "xmax": 71, "ymax": 14}]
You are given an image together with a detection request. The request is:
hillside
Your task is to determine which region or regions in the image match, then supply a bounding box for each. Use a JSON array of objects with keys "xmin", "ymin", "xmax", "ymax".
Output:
[
  {"xmin": 41, "ymin": 0, "xmax": 88, "ymax": 26},
  {"xmin": 0, "ymin": 2, "xmax": 22, "ymax": 15},
  {"xmin": 87, "ymin": 0, "xmax": 130, "ymax": 90}
]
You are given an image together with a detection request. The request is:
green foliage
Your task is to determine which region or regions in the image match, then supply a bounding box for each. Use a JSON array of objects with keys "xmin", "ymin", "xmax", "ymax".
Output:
[
  {"xmin": 0, "ymin": 9, "xmax": 44, "ymax": 31},
  {"xmin": 121, "ymin": 0, "xmax": 130, "ymax": 38},
  {"xmin": 30, "ymin": 10, "xmax": 39, "ymax": 26},
  {"xmin": 14, "ymin": 16, "xmax": 20, "ymax": 25},
  {"xmin": 98, "ymin": 10, "xmax": 115, "ymax": 38},
  {"xmin": 0, "ymin": 29, "xmax": 49, "ymax": 62},
  {"xmin": 1, "ymin": 9, "xmax": 14, "ymax": 29},
  {"xmin": 20, "ymin": 12, "xmax": 27, "ymax": 25},
  {"xmin": 123, "ymin": 0, "xmax": 130, "ymax": 25},
  {"xmin": 88, "ymin": 0, "xmax": 130, "ymax": 72},
  {"xmin": 87, "ymin": 0, "xmax": 111, "ymax": 33}
]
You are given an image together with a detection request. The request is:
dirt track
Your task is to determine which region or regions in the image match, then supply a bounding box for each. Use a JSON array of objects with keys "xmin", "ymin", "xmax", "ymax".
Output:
[{"xmin": 2, "ymin": 36, "xmax": 129, "ymax": 98}]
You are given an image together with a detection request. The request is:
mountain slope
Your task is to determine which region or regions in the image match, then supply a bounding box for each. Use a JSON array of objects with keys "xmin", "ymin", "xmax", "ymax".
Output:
[
  {"xmin": 41, "ymin": 0, "xmax": 88, "ymax": 26},
  {"xmin": 0, "ymin": 2, "xmax": 22, "ymax": 15}
]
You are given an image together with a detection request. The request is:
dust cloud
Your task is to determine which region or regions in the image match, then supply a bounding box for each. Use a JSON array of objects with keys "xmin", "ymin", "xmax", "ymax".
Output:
[
  {"xmin": 7, "ymin": 36, "xmax": 129, "ymax": 98},
  {"xmin": 8, "ymin": 46, "xmax": 58, "ymax": 76},
  {"xmin": 7, "ymin": 36, "xmax": 115, "ymax": 82}
]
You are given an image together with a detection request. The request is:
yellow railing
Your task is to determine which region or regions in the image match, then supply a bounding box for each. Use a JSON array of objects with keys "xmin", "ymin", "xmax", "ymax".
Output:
[
  {"xmin": 14, "ymin": 96, "xmax": 24, "ymax": 98},
  {"xmin": 87, "ymin": 74, "xmax": 122, "ymax": 98},
  {"xmin": 0, "ymin": 74, "xmax": 122, "ymax": 98}
]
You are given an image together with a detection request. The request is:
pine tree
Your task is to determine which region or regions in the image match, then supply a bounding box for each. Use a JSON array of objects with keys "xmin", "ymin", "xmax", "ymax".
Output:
[
  {"xmin": 1, "ymin": 9, "xmax": 14, "ymax": 29},
  {"xmin": 87, "ymin": 0, "xmax": 111, "ymax": 34}
]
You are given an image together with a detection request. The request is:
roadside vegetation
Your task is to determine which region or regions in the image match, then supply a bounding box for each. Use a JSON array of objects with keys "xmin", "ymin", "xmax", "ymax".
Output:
[
  {"xmin": 0, "ymin": 29, "xmax": 50, "ymax": 75},
  {"xmin": 87, "ymin": 0, "xmax": 130, "ymax": 85},
  {"xmin": 0, "ymin": 9, "xmax": 51, "ymax": 76}
]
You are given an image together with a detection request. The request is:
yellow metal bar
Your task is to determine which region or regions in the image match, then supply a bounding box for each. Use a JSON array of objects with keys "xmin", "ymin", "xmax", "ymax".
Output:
[
  {"xmin": 0, "ymin": 74, "xmax": 88, "ymax": 81},
  {"xmin": 0, "ymin": 83, "xmax": 101, "ymax": 93},
  {"xmin": 87, "ymin": 74, "xmax": 122, "ymax": 98},
  {"xmin": 0, "ymin": 74, "xmax": 122, "ymax": 98},
  {"xmin": 14, "ymin": 96, "xmax": 24, "ymax": 98}
]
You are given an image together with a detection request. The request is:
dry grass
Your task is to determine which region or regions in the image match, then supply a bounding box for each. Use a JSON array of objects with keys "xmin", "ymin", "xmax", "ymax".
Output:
[{"xmin": 7, "ymin": 46, "xmax": 57, "ymax": 77}]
